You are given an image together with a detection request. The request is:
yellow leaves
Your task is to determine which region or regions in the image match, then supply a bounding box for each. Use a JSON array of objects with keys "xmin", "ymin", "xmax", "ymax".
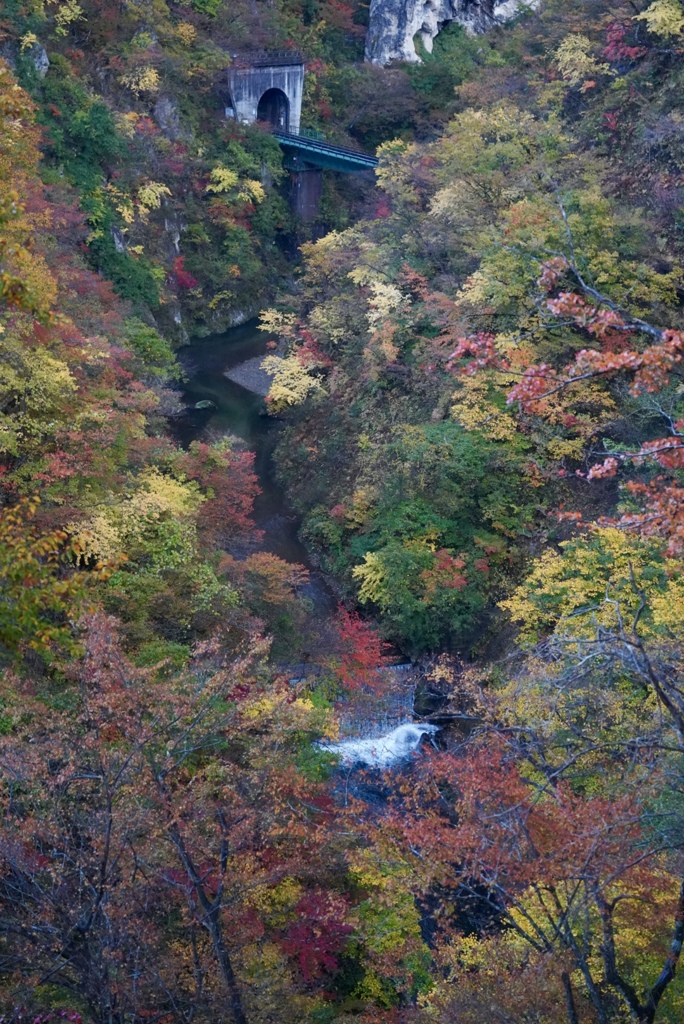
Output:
[
  {"xmin": 114, "ymin": 111, "xmax": 139, "ymax": 140},
  {"xmin": 258, "ymin": 309, "xmax": 297, "ymax": 339},
  {"xmin": 555, "ymin": 35, "xmax": 612, "ymax": 88},
  {"xmin": 375, "ymin": 138, "xmax": 419, "ymax": 204},
  {"xmin": 118, "ymin": 66, "xmax": 160, "ymax": 95},
  {"xmin": 133, "ymin": 468, "xmax": 204, "ymax": 518},
  {"xmin": 4, "ymin": 247, "xmax": 58, "ymax": 317},
  {"xmin": 137, "ymin": 181, "xmax": 172, "ymax": 219},
  {"xmin": 69, "ymin": 470, "xmax": 204, "ymax": 564},
  {"xmin": 249, "ymin": 877, "xmax": 304, "ymax": 915},
  {"xmin": 650, "ymin": 575, "xmax": 684, "ymax": 633},
  {"xmin": 450, "ymin": 375, "xmax": 517, "ymax": 441},
  {"xmin": 105, "ymin": 180, "xmax": 170, "ymax": 225},
  {"xmin": 243, "ymin": 695, "xmax": 278, "ymax": 721},
  {"xmin": 19, "ymin": 33, "xmax": 39, "ymax": 51},
  {"xmin": 545, "ymin": 437, "xmax": 585, "ymax": 460},
  {"xmin": 347, "ymin": 264, "xmax": 377, "ymax": 286},
  {"xmin": 206, "ymin": 166, "xmax": 265, "ymax": 203},
  {"xmin": 634, "ymin": 0, "xmax": 684, "ymax": 37},
  {"xmin": 307, "ymin": 301, "xmax": 348, "ymax": 345},
  {"xmin": 344, "ymin": 489, "xmax": 377, "ymax": 528},
  {"xmin": 438, "ymin": 103, "xmax": 549, "ymax": 184},
  {"xmin": 262, "ymin": 355, "xmax": 325, "ymax": 411},
  {"xmin": 207, "ymin": 290, "xmax": 234, "ymax": 310},
  {"xmin": 175, "ymin": 21, "xmax": 197, "ymax": 45},
  {"xmin": 501, "ymin": 528, "xmax": 683, "ymax": 643},
  {"xmin": 352, "ymin": 551, "xmax": 387, "ymax": 605},
  {"xmin": 241, "ymin": 689, "xmax": 322, "ymax": 736},
  {"xmin": 116, "ymin": 199, "xmax": 135, "ymax": 224},
  {"xmin": 48, "ymin": 0, "xmax": 84, "ymax": 34},
  {"xmin": 0, "ymin": 329, "xmax": 76, "ymax": 454},
  {"xmin": 455, "ymin": 269, "xmax": 490, "ymax": 306},
  {"xmin": 238, "ymin": 179, "xmax": 265, "ymax": 204},
  {"xmin": 366, "ymin": 280, "xmax": 409, "ymax": 330},
  {"xmin": 206, "ymin": 166, "xmax": 238, "ymax": 193},
  {"xmin": 0, "ymin": 68, "xmax": 57, "ymax": 319}
]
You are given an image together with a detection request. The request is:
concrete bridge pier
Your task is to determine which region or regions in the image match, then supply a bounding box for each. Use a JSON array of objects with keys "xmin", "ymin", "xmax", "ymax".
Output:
[{"xmin": 289, "ymin": 167, "xmax": 323, "ymax": 223}]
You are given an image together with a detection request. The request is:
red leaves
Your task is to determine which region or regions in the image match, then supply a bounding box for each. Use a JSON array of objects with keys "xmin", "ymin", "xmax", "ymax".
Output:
[
  {"xmin": 281, "ymin": 889, "xmax": 352, "ymax": 983},
  {"xmin": 603, "ymin": 110, "xmax": 620, "ymax": 134},
  {"xmin": 175, "ymin": 441, "xmax": 260, "ymax": 541},
  {"xmin": 333, "ymin": 606, "xmax": 389, "ymax": 692},
  {"xmin": 508, "ymin": 293, "xmax": 684, "ymax": 413},
  {"xmin": 420, "ymin": 549, "xmax": 468, "ymax": 601},
  {"xmin": 394, "ymin": 738, "xmax": 650, "ymax": 903},
  {"xmin": 603, "ymin": 22, "xmax": 648, "ymax": 62},
  {"xmin": 507, "ymin": 363, "xmax": 557, "ymax": 411},
  {"xmin": 545, "ymin": 292, "xmax": 627, "ymax": 338},
  {"xmin": 446, "ymin": 332, "xmax": 503, "ymax": 375},
  {"xmin": 169, "ymin": 255, "xmax": 199, "ymax": 289}
]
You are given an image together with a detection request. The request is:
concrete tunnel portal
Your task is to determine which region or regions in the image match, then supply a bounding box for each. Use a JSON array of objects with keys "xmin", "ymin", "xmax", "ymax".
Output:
[
  {"xmin": 256, "ymin": 87, "xmax": 290, "ymax": 132},
  {"xmin": 226, "ymin": 52, "xmax": 378, "ymax": 222}
]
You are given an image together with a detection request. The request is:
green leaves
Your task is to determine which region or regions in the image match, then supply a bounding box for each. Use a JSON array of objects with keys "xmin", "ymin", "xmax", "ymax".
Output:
[{"xmin": 0, "ymin": 498, "xmax": 89, "ymax": 661}]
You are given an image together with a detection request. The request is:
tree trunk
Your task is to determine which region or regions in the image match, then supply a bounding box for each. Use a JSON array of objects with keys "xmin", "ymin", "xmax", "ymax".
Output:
[
  {"xmin": 641, "ymin": 878, "xmax": 684, "ymax": 1023},
  {"xmin": 562, "ymin": 971, "xmax": 580, "ymax": 1024},
  {"xmin": 167, "ymin": 824, "xmax": 248, "ymax": 1024}
]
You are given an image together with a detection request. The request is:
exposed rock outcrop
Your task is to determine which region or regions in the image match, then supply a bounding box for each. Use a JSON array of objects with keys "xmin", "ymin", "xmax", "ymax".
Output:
[
  {"xmin": 365, "ymin": 0, "xmax": 533, "ymax": 64},
  {"xmin": 154, "ymin": 95, "xmax": 187, "ymax": 141}
]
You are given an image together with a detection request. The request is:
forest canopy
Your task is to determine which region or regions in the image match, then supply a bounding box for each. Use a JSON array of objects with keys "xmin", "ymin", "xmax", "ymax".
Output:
[{"xmin": 2, "ymin": 0, "xmax": 684, "ymax": 1021}]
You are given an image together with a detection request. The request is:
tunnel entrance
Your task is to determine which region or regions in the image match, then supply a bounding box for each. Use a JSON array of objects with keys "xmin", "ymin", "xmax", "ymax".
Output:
[{"xmin": 257, "ymin": 88, "xmax": 290, "ymax": 131}]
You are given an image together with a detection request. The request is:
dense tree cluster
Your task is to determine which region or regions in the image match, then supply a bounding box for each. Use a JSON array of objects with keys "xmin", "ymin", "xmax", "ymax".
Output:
[{"xmin": 3, "ymin": 0, "xmax": 684, "ymax": 1021}]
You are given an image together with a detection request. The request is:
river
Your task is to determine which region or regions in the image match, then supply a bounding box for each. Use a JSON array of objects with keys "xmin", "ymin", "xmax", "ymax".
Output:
[
  {"xmin": 176, "ymin": 320, "xmax": 335, "ymax": 611},
  {"xmin": 175, "ymin": 322, "xmax": 447, "ymax": 768}
]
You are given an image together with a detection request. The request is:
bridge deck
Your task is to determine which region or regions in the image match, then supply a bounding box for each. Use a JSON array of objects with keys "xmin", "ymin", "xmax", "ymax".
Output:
[{"xmin": 274, "ymin": 130, "xmax": 379, "ymax": 173}]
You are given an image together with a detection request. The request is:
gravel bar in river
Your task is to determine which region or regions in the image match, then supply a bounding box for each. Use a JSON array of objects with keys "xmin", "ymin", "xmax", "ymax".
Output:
[{"xmin": 225, "ymin": 355, "xmax": 274, "ymax": 396}]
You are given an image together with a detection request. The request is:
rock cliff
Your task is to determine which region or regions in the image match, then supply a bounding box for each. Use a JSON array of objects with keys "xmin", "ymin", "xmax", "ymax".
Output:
[{"xmin": 365, "ymin": 0, "xmax": 532, "ymax": 64}]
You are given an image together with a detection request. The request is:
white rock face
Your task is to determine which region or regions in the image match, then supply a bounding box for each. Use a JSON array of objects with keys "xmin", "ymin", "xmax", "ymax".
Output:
[
  {"xmin": 31, "ymin": 45, "xmax": 50, "ymax": 78},
  {"xmin": 365, "ymin": 0, "xmax": 533, "ymax": 65}
]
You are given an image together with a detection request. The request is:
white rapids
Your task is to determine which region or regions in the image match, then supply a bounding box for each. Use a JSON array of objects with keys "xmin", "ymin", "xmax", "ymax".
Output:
[{"xmin": 319, "ymin": 722, "xmax": 440, "ymax": 769}]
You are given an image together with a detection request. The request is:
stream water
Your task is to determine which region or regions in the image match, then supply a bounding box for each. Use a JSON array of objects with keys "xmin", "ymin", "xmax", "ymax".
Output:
[
  {"xmin": 176, "ymin": 321, "xmax": 334, "ymax": 611},
  {"xmin": 177, "ymin": 321, "xmax": 435, "ymax": 769},
  {"xmin": 177, "ymin": 321, "xmax": 307, "ymax": 562}
]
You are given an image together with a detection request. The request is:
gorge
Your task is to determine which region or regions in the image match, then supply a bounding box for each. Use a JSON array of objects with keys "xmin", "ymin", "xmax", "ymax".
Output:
[{"xmin": 2, "ymin": 0, "xmax": 684, "ymax": 1022}]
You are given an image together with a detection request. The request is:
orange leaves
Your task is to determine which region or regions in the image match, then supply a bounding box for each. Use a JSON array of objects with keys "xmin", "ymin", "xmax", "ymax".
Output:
[
  {"xmin": 507, "ymin": 281, "xmax": 684, "ymax": 424},
  {"xmin": 446, "ymin": 332, "xmax": 503, "ymax": 375},
  {"xmin": 546, "ymin": 291, "xmax": 627, "ymax": 339},
  {"xmin": 390, "ymin": 735, "xmax": 652, "ymax": 913},
  {"xmin": 536, "ymin": 255, "xmax": 569, "ymax": 291},
  {"xmin": 332, "ymin": 606, "xmax": 389, "ymax": 693}
]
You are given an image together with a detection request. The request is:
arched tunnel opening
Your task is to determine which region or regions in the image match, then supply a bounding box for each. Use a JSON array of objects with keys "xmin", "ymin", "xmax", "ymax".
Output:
[{"xmin": 257, "ymin": 88, "xmax": 290, "ymax": 131}]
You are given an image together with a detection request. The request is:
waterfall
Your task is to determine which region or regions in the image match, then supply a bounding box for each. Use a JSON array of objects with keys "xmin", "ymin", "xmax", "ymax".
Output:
[
  {"xmin": 315, "ymin": 664, "xmax": 440, "ymax": 768},
  {"xmin": 318, "ymin": 722, "xmax": 440, "ymax": 768}
]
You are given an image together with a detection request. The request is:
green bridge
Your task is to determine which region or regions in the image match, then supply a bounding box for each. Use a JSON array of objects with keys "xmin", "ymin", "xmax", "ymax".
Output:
[
  {"xmin": 273, "ymin": 129, "xmax": 379, "ymax": 222},
  {"xmin": 274, "ymin": 129, "xmax": 379, "ymax": 174}
]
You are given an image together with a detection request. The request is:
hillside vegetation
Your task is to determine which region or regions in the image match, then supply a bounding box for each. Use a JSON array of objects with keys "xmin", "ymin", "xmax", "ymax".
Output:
[{"xmin": 3, "ymin": 0, "xmax": 684, "ymax": 1022}]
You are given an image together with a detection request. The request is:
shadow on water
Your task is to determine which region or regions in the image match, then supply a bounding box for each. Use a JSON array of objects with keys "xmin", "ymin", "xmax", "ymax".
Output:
[{"xmin": 175, "ymin": 321, "xmax": 335, "ymax": 613}]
